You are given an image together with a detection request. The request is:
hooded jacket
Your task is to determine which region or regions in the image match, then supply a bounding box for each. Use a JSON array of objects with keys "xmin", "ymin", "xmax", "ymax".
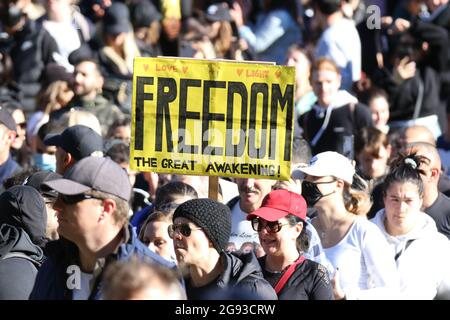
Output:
[
  {"xmin": 299, "ymin": 90, "xmax": 373, "ymax": 156},
  {"xmin": 0, "ymin": 186, "xmax": 47, "ymax": 299},
  {"xmin": 185, "ymin": 251, "xmax": 277, "ymax": 300},
  {"xmin": 371, "ymin": 210, "xmax": 450, "ymax": 299}
]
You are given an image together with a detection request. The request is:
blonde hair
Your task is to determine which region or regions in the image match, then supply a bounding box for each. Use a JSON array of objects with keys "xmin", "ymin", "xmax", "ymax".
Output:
[
  {"xmin": 59, "ymin": 109, "xmax": 102, "ymax": 136},
  {"xmin": 139, "ymin": 210, "xmax": 173, "ymax": 241},
  {"xmin": 102, "ymin": 256, "xmax": 186, "ymax": 300},
  {"xmin": 213, "ymin": 21, "xmax": 233, "ymax": 58},
  {"xmin": 36, "ymin": 80, "xmax": 71, "ymax": 114},
  {"xmin": 343, "ymin": 174, "xmax": 372, "ymax": 216}
]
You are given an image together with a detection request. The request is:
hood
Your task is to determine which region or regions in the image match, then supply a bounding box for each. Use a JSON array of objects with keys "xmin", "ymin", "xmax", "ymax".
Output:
[
  {"xmin": 314, "ymin": 90, "xmax": 358, "ymax": 113},
  {"xmin": 330, "ymin": 90, "xmax": 358, "ymax": 109},
  {"xmin": 0, "ymin": 224, "xmax": 44, "ymax": 265},
  {"xmin": 0, "ymin": 185, "xmax": 47, "ymax": 247},
  {"xmin": 219, "ymin": 251, "xmax": 264, "ymax": 286},
  {"xmin": 371, "ymin": 209, "xmax": 438, "ymax": 245}
]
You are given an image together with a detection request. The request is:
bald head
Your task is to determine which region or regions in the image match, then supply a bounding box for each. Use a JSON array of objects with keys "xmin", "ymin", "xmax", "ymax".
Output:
[
  {"xmin": 402, "ymin": 126, "xmax": 436, "ymax": 146},
  {"xmin": 405, "ymin": 142, "xmax": 441, "ymax": 172}
]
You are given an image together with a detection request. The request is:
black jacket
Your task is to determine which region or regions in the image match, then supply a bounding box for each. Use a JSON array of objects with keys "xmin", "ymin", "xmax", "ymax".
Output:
[
  {"xmin": 258, "ymin": 256, "xmax": 334, "ymax": 300},
  {"xmin": 185, "ymin": 251, "xmax": 277, "ymax": 300},
  {"xmin": 299, "ymin": 102, "xmax": 373, "ymax": 156},
  {"xmin": 374, "ymin": 20, "xmax": 448, "ymax": 122},
  {"xmin": 0, "ymin": 224, "xmax": 44, "ymax": 299},
  {"xmin": 8, "ymin": 19, "xmax": 58, "ymax": 113}
]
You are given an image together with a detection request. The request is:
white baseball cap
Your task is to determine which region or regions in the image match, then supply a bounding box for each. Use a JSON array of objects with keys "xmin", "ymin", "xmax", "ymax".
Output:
[{"xmin": 297, "ymin": 151, "xmax": 355, "ymax": 184}]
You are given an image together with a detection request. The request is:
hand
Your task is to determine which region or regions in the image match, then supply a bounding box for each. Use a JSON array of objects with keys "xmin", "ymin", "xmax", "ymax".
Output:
[
  {"xmin": 230, "ymin": 2, "xmax": 244, "ymax": 28},
  {"xmin": 380, "ymin": 16, "xmax": 393, "ymax": 28},
  {"xmin": 388, "ymin": 18, "xmax": 411, "ymax": 35},
  {"xmin": 332, "ymin": 268, "xmax": 346, "ymax": 300},
  {"xmin": 393, "ymin": 56, "xmax": 416, "ymax": 84}
]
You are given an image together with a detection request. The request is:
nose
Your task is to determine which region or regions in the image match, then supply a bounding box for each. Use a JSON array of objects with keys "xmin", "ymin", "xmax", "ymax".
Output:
[
  {"xmin": 244, "ymin": 178, "xmax": 255, "ymax": 188},
  {"xmin": 399, "ymin": 201, "xmax": 409, "ymax": 212},
  {"xmin": 74, "ymin": 72, "xmax": 83, "ymax": 83},
  {"xmin": 148, "ymin": 242, "xmax": 156, "ymax": 251}
]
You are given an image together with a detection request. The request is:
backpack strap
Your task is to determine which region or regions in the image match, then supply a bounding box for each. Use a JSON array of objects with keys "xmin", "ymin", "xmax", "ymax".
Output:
[{"xmin": 274, "ymin": 255, "xmax": 306, "ymax": 294}]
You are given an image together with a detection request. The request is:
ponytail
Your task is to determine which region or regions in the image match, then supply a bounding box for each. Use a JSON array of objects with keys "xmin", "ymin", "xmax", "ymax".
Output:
[{"xmin": 344, "ymin": 173, "xmax": 372, "ymax": 216}]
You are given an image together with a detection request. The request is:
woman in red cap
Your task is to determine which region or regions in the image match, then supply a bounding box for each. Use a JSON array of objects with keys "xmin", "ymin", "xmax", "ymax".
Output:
[{"xmin": 249, "ymin": 189, "xmax": 334, "ymax": 300}]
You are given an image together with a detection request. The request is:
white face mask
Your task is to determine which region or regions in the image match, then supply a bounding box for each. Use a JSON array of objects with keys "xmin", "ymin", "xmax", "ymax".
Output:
[{"xmin": 33, "ymin": 153, "xmax": 56, "ymax": 172}]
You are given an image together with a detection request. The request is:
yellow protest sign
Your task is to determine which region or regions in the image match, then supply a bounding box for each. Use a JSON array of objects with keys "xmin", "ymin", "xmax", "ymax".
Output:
[{"xmin": 130, "ymin": 57, "xmax": 295, "ymax": 180}]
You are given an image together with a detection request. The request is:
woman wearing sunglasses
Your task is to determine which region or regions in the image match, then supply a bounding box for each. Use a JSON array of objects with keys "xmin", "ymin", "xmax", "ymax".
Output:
[
  {"xmin": 298, "ymin": 151, "xmax": 399, "ymax": 299},
  {"xmin": 249, "ymin": 189, "xmax": 334, "ymax": 300},
  {"xmin": 169, "ymin": 198, "xmax": 277, "ymax": 300}
]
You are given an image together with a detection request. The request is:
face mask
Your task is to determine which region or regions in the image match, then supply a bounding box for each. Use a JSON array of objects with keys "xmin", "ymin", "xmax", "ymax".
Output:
[
  {"xmin": 301, "ymin": 180, "xmax": 335, "ymax": 207},
  {"xmin": 33, "ymin": 153, "xmax": 56, "ymax": 172}
]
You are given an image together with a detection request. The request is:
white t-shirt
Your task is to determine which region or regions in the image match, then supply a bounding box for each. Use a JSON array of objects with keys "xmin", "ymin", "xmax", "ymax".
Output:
[
  {"xmin": 323, "ymin": 217, "xmax": 399, "ymax": 299},
  {"xmin": 72, "ymin": 271, "xmax": 94, "ymax": 300},
  {"xmin": 229, "ymin": 201, "xmax": 259, "ymax": 250}
]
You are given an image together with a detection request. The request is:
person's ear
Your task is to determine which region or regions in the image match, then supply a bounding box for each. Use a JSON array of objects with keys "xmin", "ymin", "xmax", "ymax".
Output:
[
  {"xmin": 65, "ymin": 152, "xmax": 75, "ymax": 166},
  {"xmin": 430, "ymin": 167, "xmax": 440, "ymax": 181},
  {"xmin": 294, "ymin": 221, "xmax": 303, "ymax": 237},
  {"xmin": 336, "ymin": 179, "xmax": 345, "ymax": 189},
  {"xmin": 99, "ymin": 198, "xmax": 117, "ymax": 222},
  {"xmin": 6, "ymin": 130, "xmax": 17, "ymax": 144}
]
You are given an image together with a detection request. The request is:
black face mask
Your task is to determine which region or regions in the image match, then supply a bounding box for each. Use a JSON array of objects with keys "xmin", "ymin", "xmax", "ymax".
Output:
[{"xmin": 301, "ymin": 180, "xmax": 335, "ymax": 207}]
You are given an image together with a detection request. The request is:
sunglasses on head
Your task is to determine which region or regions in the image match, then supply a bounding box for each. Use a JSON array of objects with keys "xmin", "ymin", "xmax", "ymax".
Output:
[
  {"xmin": 251, "ymin": 217, "xmax": 289, "ymax": 233},
  {"xmin": 59, "ymin": 193, "xmax": 104, "ymax": 205},
  {"xmin": 168, "ymin": 223, "xmax": 202, "ymax": 238}
]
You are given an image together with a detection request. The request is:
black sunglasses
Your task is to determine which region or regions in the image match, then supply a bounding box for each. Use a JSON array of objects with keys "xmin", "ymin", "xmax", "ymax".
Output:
[
  {"xmin": 59, "ymin": 193, "xmax": 104, "ymax": 205},
  {"xmin": 251, "ymin": 217, "xmax": 289, "ymax": 233},
  {"xmin": 168, "ymin": 224, "xmax": 202, "ymax": 238},
  {"xmin": 17, "ymin": 122, "xmax": 27, "ymax": 129}
]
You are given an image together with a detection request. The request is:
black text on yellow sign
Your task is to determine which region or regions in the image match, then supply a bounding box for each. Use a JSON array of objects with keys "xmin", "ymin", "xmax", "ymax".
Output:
[{"xmin": 131, "ymin": 57, "xmax": 295, "ymax": 180}]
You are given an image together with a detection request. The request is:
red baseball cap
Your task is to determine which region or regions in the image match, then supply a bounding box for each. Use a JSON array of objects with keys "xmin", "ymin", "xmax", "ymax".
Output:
[{"xmin": 248, "ymin": 189, "xmax": 307, "ymax": 222}]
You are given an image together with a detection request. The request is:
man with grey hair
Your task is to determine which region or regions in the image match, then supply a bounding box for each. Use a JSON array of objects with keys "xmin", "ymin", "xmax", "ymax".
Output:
[{"xmin": 30, "ymin": 156, "xmax": 177, "ymax": 300}]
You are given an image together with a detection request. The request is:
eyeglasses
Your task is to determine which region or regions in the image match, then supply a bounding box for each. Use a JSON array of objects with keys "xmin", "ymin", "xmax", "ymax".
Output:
[
  {"xmin": 251, "ymin": 217, "xmax": 290, "ymax": 233},
  {"xmin": 59, "ymin": 193, "xmax": 105, "ymax": 205},
  {"xmin": 168, "ymin": 224, "xmax": 202, "ymax": 238}
]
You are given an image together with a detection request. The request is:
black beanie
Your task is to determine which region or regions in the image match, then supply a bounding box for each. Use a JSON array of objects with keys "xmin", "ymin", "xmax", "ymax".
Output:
[{"xmin": 173, "ymin": 198, "xmax": 231, "ymax": 253}]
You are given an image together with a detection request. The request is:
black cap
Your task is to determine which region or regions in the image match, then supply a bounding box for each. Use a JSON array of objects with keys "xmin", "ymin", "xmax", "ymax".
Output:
[
  {"xmin": 103, "ymin": 2, "xmax": 131, "ymax": 35},
  {"xmin": 44, "ymin": 125, "xmax": 104, "ymax": 161},
  {"xmin": 131, "ymin": 0, "xmax": 162, "ymax": 28},
  {"xmin": 43, "ymin": 63, "xmax": 75, "ymax": 88},
  {"xmin": 205, "ymin": 3, "xmax": 232, "ymax": 22},
  {"xmin": 24, "ymin": 170, "xmax": 62, "ymax": 199},
  {"xmin": 0, "ymin": 106, "xmax": 16, "ymax": 131},
  {"xmin": 68, "ymin": 43, "xmax": 97, "ymax": 66},
  {"xmin": 173, "ymin": 198, "xmax": 231, "ymax": 253},
  {"xmin": 44, "ymin": 156, "xmax": 132, "ymax": 201}
]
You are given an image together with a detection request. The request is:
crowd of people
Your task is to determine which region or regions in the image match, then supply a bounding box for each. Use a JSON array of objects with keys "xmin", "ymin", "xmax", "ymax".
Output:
[{"xmin": 0, "ymin": 0, "xmax": 450, "ymax": 300}]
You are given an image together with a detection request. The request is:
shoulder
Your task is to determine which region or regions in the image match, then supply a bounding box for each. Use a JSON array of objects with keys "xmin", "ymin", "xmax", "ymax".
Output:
[
  {"xmin": 224, "ymin": 252, "xmax": 277, "ymax": 300},
  {"xmin": 226, "ymin": 196, "xmax": 240, "ymax": 210},
  {"xmin": 352, "ymin": 217, "xmax": 386, "ymax": 238}
]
